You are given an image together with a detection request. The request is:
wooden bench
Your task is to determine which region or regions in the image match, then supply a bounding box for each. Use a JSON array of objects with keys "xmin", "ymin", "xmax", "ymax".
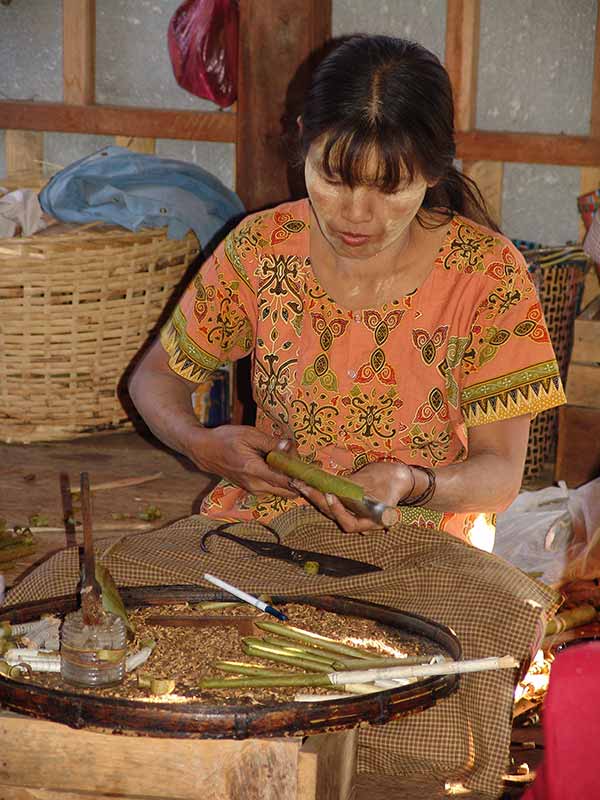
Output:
[{"xmin": 0, "ymin": 709, "xmax": 356, "ymax": 800}]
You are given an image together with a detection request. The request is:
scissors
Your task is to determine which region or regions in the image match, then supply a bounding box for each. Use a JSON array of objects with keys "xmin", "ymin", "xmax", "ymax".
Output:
[{"xmin": 200, "ymin": 523, "xmax": 382, "ymax": 578}]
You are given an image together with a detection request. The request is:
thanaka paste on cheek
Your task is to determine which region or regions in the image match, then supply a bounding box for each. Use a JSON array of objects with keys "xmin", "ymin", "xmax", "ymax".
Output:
[{"xmin": 305, "ymin": 156, "xmax": 428, "ymax": 260}]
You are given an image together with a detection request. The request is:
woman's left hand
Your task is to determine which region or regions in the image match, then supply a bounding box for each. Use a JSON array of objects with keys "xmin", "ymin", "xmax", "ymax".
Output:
[{"xmin": 292, "ymin": 461, "xmax": 414, "ymax": 533}]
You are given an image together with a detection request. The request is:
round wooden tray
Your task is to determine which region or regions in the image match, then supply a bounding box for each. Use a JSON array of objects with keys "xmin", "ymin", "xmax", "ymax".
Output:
[{"xmin": 0, "ymin": 586, "xmax": 461, "ymax": 738}]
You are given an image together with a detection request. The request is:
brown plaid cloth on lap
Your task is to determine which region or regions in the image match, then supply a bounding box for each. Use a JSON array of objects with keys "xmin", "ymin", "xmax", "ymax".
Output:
[{"xmin": 2, "ymin": 507, "xmax": 559, "ymax": 798}]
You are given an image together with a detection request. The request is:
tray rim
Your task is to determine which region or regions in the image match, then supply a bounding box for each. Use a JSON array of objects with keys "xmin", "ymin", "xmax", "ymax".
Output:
[{"xmin": 0, "ymin": 586, "xmax": 461, "ymax": 738}]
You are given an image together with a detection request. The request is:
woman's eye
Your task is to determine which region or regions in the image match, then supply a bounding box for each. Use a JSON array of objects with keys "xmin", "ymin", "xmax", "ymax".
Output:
[
  {"xmin": 388, "ymin": 184, "xmax": 410, "ymax": 195},
  {"xmin": 323, "ymin": 175, "xmax": 342, "ymax": 186}
]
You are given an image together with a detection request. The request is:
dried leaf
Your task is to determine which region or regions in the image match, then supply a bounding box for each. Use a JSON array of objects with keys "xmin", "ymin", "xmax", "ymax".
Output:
[
  {"xmin": 95, "ymin": 563, "xmax": 135, "ymax": 635},
  {"xmin": 137, "ymin": 506, "xmax": 162, "ymax": 522},
  {"xmin": 150, "ymin": 678, "xmax": 176, "ymax": 696},
  {"xmin": 28, "ymin": 513, "xmax": 49, "ymax": 527}
]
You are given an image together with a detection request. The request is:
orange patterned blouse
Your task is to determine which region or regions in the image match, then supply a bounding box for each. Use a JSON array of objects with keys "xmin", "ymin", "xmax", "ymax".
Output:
[{"xmin": 161, "ymin": 199, "xmax": 566, "ymax": 542}]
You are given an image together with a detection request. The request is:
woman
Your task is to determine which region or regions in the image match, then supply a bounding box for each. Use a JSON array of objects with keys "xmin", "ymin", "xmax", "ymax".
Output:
[
  {"xmin": 129, "ymin": 34, "xmax": 565, "ymax": 545},
  {"xmin": 2, "ymin": 37, "xmax": 562, "ymax": 797}
]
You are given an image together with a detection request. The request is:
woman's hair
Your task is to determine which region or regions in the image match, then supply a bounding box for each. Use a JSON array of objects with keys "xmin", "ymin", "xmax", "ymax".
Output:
[{"xmin": 300, "ymin": 34, "xmax": 499, "ymax": 231}]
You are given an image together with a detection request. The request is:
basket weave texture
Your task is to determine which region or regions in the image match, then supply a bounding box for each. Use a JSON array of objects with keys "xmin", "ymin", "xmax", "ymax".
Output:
[
  {"xmin": 0, "ymin": 221, "xmax": 199, "ymax": 443},
  {"xmin": 521, "ymin": 246, "xmax": 590, "ymax": 484}
]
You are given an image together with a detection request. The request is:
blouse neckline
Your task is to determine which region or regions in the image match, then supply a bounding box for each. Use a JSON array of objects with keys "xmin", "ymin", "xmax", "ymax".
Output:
[{"xmin": 300, "ymin": 199, "xmax": 457, "ymax": 315}]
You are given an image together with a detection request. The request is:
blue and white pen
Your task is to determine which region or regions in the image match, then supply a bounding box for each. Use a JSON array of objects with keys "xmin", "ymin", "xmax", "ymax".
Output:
[{"xmin": 202, "ymin": 573, "xmax": 288, "ymax": 622}]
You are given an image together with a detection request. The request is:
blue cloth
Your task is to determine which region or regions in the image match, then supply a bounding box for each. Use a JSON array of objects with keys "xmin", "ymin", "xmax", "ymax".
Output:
[{"xmin": 39, "ymin": 146, "xmax": 244, "ymax": 244}]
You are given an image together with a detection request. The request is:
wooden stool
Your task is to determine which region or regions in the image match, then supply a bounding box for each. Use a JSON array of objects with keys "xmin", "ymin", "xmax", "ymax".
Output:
[{"xmin": 0, "ymin": 710, "xmax": 356, "ymax": 800}]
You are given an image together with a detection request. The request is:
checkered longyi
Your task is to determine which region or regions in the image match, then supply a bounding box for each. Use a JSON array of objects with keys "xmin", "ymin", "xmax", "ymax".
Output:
[{"xmin": 2, "ymin": 507, "xmax": 559, "ymax": 799}]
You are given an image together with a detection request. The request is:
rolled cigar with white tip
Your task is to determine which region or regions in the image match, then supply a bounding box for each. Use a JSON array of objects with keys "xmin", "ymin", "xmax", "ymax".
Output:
[{"xmin": 327, "ymin": 655, "xmax": 519, "ymax": 686}]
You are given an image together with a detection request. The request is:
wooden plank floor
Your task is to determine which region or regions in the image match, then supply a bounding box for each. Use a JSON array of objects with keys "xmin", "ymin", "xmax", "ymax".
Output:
[
  {"xmin": 0, "ymin": 429, "xmax": 538, "ymax": 799},
  {"xmin": 0, "ymin": 429, "xmax": 216, "ymax": 586}
]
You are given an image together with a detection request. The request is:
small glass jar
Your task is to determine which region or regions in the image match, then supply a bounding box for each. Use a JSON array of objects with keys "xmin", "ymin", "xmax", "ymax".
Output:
[{"xmin": 60, "ymin": 609, "xmax": 126, "ymax": 688}]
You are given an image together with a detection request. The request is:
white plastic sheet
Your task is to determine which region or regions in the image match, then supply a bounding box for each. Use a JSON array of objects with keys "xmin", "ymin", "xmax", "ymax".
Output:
[
  {"xmin": 493, "ymin": 477, "xmax": 600, "ymax": 586},
  {"xmin": 0, "ymin": 188, "xmax": 48, "ymax": 238}
]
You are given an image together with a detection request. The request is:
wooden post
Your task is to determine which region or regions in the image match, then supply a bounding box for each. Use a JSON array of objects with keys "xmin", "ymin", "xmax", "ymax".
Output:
[
  {"xmin": 233, "ymin": 0, "xmax": 331, "ymax": 424},
  {"xmin": 63, "ymin": 0, "xmax": 96, "ymax": 105},
  {"xmin": 445, "ymin": 0, "xmax": 480, "ymax": 132},
  {"xmin": 464, "ymin": 160, "xmax": 503, "ymax": 227},
  {"xmin": 235, "ymin": 0, "xmax": 332, "ymax": 211},
  {"xmin": 446, "ymin": 0, "xmax": 504, "ymax": 227},
  {"xmin": 4, "ymin": 131, "xmax": 43, "ymax": 178},
  {"xmin": 115, "ymin": 137, "xmax": 156, "ymax": 154},
  {"xmin": 298, "ymin": 729, "xmax": 357, "ymax": 800}
]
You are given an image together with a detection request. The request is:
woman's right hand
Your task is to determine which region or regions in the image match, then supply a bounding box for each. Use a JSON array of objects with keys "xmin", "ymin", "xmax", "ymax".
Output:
[
  {"xmin": 186, "ymin": 425, "xmax": 298, "ymax": 499},
  {"xmin": 128, "ymin": 341, "xmax": 297, "ymax": 498}
]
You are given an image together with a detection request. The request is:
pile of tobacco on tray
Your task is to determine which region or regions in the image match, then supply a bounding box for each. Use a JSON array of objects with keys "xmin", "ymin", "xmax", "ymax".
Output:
[
  {"xmin": 0, "ymin": 599, "xmax": 447, "ymax": 705},
  {"xmin": 0, "ymin": 472, "xmax": 455, "ymax": 705}
]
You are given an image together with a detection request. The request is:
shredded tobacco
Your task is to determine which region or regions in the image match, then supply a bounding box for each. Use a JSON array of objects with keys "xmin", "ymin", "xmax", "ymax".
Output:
[{"xmin": 20, "ymin": 603, "xmax": 446, "ymax": 704}]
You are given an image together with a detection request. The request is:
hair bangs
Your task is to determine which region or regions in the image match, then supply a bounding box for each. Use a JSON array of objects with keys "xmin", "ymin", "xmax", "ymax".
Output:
[{"xmin": 319, "ymin": 125, "xmax": 420, "ymax": 192}]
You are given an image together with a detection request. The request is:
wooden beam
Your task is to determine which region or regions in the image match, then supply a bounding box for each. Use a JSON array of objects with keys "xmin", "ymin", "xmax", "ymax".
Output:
[
  {"xmin": 0, "ymin": 101, "xmax": 236, "ymax": 142},
  {"xmin": 4, "ymin": 130, "xmax": 44, "ymax": 176},
  {"xmin": 236, "ymin": 0, "xmax": 332, "ymax": 211},
  {"xmin": 456, "ymin": 130, "xmax": 600, "ymax": 167},
  {"xmin": 445, "ymin": 0, "xmax": 480, "ymax": 131},
  {"xmin": 63, "ymin": 0, "xmax": 96, "ymax": 105}
]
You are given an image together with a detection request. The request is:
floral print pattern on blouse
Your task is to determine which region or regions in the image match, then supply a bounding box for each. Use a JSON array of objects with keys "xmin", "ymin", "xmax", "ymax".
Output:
[{"xmin": 161, "ymin": 199, "xmax": 566, "ymax": 543}]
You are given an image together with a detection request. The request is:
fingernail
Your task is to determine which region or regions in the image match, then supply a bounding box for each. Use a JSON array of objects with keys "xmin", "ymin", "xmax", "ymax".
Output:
[
  {"xmin": 325, "ymin": 493, "xmax": 335, "ymax": 506},
  {"xmin": 291, "ymin": 479, "xmax": 304, "ymax": 493},
  {"xmin": 277, "ymin": 439, "xmax": 291, "ymax": 451}
]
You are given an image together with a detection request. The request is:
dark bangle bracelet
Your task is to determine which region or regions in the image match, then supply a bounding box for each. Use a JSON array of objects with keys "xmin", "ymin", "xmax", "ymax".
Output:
[{"xmin": 401, "ymin": 465, "xmax": 436, "ymax": 507}]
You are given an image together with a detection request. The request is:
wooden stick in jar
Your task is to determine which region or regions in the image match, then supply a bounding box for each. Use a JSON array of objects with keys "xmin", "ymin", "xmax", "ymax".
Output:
[{"xmin": 80, "ymin": 472, "xmax": 104, "ymax": 626}]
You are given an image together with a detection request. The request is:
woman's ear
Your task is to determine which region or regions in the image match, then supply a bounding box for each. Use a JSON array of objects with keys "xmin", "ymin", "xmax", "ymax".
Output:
[{"xmin": 297, "ymin": 116, "xmax": 303, "ymax": 136}]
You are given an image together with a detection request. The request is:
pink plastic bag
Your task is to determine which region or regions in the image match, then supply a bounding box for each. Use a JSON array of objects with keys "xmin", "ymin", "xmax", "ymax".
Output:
[{"xmin": 167, "ymin": 0, "xmax": 238, "ymax": 108}]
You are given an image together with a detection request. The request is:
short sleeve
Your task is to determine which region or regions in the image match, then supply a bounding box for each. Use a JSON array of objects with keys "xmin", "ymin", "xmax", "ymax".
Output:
[
  {"xmin": 460, "ymin": 240, "xmax": 566, "ymax": 427},
  {"xmin": 160, "ymin": 226, "xmax": 257, "ymax": 384}
]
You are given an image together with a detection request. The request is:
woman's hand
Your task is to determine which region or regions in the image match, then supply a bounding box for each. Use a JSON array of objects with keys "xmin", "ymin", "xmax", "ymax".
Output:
[
  {"xmin": 187, "ymin": 425, "xmax": 298, "ymax": 498},
  {"xmin": 128, "ymin": 341, "xmax": 297, "ymax": 499},
  {"xmin": 291, "ymin": 460, "xmax": 414, "ymax": 533}
]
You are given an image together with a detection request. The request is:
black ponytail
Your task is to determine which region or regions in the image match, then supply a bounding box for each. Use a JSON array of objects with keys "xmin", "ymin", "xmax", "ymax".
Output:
[{"xmin": 425, "ymin": 166, "xmax": 500, "ymax": 232}]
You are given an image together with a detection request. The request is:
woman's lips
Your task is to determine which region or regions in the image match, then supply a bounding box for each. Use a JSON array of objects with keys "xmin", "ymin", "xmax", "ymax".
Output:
[{"xmin": 338, "ymin": 231, "xmax": 372, "ymax": 246}]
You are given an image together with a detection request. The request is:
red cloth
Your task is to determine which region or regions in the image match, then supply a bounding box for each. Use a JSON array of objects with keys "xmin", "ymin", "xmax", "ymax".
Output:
[{"xmin": 522, "ymin": 642, "xmax": 600, "ymax": 800}]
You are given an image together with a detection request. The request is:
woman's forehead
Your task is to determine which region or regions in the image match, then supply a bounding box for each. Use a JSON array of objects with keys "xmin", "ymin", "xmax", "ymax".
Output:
[{"xmin": 308, "ymin": 136, "xmax": 422, "ymax": 188}]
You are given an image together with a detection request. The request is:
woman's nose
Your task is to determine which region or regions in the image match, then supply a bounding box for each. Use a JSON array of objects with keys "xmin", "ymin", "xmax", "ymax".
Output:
[{"xmin": 340, "ymin": 188, "xmax": 373, "ymax": 224}]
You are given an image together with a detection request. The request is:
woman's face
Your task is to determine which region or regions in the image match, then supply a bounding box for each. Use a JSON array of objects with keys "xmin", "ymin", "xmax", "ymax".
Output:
[{"xmin": 305, "ymin": 142, "xmax": 429, "ymax": 260}]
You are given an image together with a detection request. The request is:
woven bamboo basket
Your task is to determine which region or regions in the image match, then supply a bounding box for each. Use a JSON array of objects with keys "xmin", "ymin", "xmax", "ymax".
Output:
[
  {"xmin": 0, "ymin": 217, "xmax": 199, "ymax": 443},
  {"xmin": 521, "ymin": 246, "xmax": 590, "ymax": 484}
]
